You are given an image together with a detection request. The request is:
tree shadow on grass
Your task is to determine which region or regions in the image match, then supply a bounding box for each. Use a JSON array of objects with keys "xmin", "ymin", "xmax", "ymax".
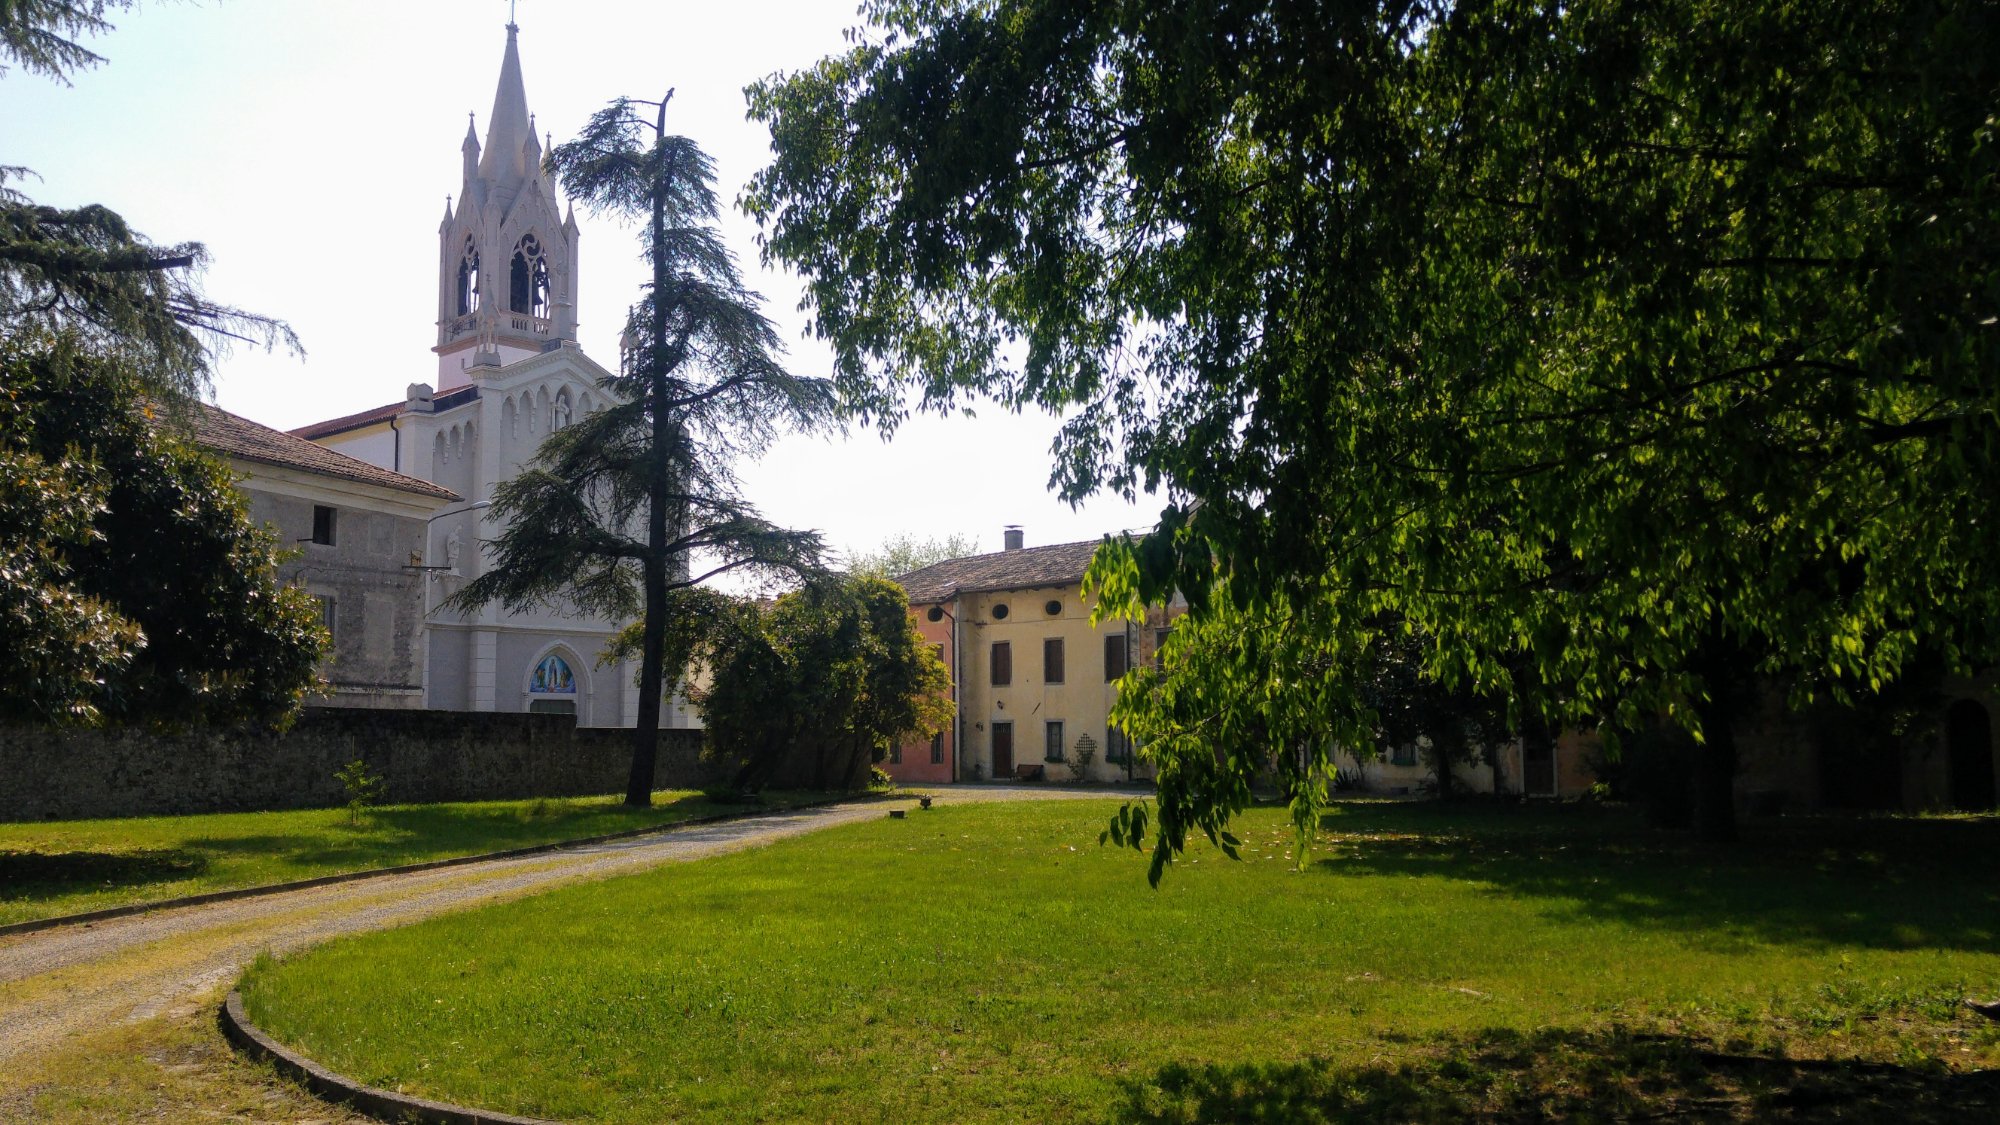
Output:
[
  {"xmin": 1111, "ymin": 1027, "xmax": 2000, "ymax": 1124},
  {"xmin": 0, "ymin": 848, "xmax": 208, "ymax": 904},
  {"xmin": 1310, "ymin": 804, "xmax": 2000, "ymax": 954}
]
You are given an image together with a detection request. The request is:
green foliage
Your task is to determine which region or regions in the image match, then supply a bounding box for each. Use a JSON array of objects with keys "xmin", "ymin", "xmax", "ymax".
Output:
[
  {"xmin": 749, "ymin": 0, "xmax": 2000, "ymax": 867},
  {"xmin": 685, "ymin": 575, "xmax": 954, "ymax": 791},
  {"xmin": 0, "ymin": 331, "xmax": 325, "ymax": 727},
  {"xmin": 844, "ymin": 531, "xmax": 979, "ymax": 579},
  {"xmin": 450, "ymin": 96, "xmax": 835, "ymax": 806},
  {"xmin": 333, "ymin": 758, "xmax": 386, "ymax": 826}
]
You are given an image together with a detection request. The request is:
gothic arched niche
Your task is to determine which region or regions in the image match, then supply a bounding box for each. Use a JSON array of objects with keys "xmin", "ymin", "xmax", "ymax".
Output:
[
  {"xmin": 456, "ymin": 237, "xmax": 481, "ymax": 316},
  {"xmin": 552, "ymin": 388, "xmax": 572, "ymax": 430},
  {"xmin": 509, "ymin": 233, "xmax": 550, "ymax": 318}
]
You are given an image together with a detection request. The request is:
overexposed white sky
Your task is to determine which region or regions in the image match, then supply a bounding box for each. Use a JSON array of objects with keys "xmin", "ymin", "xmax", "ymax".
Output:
[{"xmin": 7, "ymin": 0, "xmax": 1158, "ymax": 561}]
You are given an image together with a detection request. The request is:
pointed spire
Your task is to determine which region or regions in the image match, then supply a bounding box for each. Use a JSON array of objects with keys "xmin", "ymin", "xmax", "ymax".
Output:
[
  {"xmin": 479, "ymin": 23, "xmax": 533, "ymax": 182},
  {"xmin": 440, "ymin": 195, "xmax": 454, "ymax": 230}
]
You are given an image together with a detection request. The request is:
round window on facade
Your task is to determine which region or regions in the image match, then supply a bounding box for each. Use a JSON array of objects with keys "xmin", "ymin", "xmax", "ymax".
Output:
[
  {"xmin": 992, "ymin": 603, "xmax": 1010, "ymax": 620},
  {"xmin": 1045, "ymin": 600, "xmax": 1062, "ymax": 616},
  {"xmin": 926, "ymin": 606, "xmax": 945, "ymax": 623}
]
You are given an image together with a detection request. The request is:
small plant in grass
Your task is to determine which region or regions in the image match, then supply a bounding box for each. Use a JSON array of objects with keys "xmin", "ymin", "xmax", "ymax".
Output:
[
  {"xmin": 333, "ymin": 759, "xmax": 385, "ymax": 826},
  {"xmin": 1067, "ymin": 733, "xmax": 1098, "ymax": 781},
  {"xmin": 869, "ymin": 766, "xmax": 895, "ymax": 792}
]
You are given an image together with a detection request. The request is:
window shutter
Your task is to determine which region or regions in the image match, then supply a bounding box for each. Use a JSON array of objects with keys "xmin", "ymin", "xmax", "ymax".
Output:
[
  {"xmin": 1105, "ymin": 634, "xmax": 1128, "ymax": 680},
  {"xmin": 1044, "ymin": 637, "xmax": 1065, "ymax": 683},
  {"xmin": 991, "ymin": 642, "xmax": 1012, "ymax": 685}
]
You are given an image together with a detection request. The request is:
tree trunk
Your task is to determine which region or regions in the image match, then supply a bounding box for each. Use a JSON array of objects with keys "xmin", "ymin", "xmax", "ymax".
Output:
[
  {"xmin": 627, "ymin": 106, "xmax": 677, "ymax": 809},
  {"xmin": 627, "ymin": 552, "xmax": 667, "ymax": 807},
  {"xmin": 1691, "ymin": 695, "xmax": 1739, "ymax": 843}
]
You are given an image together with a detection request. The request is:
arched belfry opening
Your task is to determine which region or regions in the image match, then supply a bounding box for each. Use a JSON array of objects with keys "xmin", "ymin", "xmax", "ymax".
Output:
[
  {"xmin": 1947, "ymin": 699, "xmax": 1997, "ymax": 811},
  {"xmin": 455, "ymin": 237, "xmax": 481, "ymax": 316},
  {"xmin": 509, "ymin": 234, "xmax": 549, "ymax": 318}
]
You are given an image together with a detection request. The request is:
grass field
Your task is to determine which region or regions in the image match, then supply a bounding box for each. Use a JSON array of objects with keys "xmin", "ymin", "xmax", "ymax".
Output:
[
  {"xmin": 0, "ymin": 790, "xmax": 819, "ymax": 926},
  {"xmin": 237, "ymin": 799, "xmax": 2000, "ymax": 1123}
]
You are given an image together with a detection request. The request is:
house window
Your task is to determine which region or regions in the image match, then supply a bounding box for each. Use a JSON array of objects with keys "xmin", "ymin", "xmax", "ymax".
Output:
[
  {"xmin": 1043, "ymin": 637, "xmax": 1065, "ymax": 684},
  {"xmin": 1391, "ymin": 741, "xmax": 1418, "ymax": 767},
  {"xmin": 1106, "ymin": 725, "xmax": 1132, "ymax": 764},
  {"xmin": 1153, "ymin": 627, "xmax": 1173, "ymax": 667},
  {"xmin": 312, "ymin": 594, "xmax": 336, "ymax": 644},
  {"xmin": 890, "ymin": 743, "xmax": 902, "ymax": 764},
  {"xmin": 931, "ymin": 732, "xmax": 944, "ymax": 764},
  {"xmin": 528, "ymin": 698, "xmax": 576, "ymax": 717},
  {"xmin": 991, "ymin": 602, "xmax": 1010, "ymax": 620},
  {"xmin": 1105, "ymin": 634, "xmax": 1128, "ymax": 680},
  {"xmin": 1045, "ymin": 721, "xmax": 1066, "ymax": 763},
  {"xmin": 990, "ymin": 641, "xmax": 1012, "ymax": 686},
  {"xmin": 311, "ymin": 505, "xmax": 337, "ymax": 546}
]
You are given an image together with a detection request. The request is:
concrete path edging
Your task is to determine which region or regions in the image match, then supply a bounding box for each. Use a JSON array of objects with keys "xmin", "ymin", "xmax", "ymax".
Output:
[
  {"xmin": 0, "ymin": 793, "xmax": 884, "ymax": 940},
  {"xmin": 222, "ymin": 989, "xmax": 558, "ymax": 1125}
]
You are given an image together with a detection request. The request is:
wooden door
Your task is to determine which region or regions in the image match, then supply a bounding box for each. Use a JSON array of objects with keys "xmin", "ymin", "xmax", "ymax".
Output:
[{"xmin": 992, "ymin": 722, "xmax": 1014, "ymax": 779}]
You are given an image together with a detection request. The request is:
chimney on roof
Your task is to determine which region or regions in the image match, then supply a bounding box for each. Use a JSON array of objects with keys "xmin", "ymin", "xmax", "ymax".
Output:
[
  {"xmin": 406, "ymin": 383, "xmax": 436, "ymax": 412},
  {"xmin": 1003, "ymin": 525, "xmax": 1024, "ymax": 551}
]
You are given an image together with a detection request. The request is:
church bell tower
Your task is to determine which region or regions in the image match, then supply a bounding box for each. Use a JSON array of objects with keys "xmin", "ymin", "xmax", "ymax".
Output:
[{"xmin": 434, "ymin": 23, "xmax": 580, "ymax": 389}]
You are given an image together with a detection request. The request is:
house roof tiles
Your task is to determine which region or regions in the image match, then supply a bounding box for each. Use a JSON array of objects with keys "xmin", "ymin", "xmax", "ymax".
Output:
[{"xmin": 895, "ymin": 539, "xmax": 1103, "ymax": 604}]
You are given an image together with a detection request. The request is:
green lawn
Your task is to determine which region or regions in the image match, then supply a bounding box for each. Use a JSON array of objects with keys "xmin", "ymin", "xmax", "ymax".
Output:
[
  {"xmin": 0, "ymin": 790, "xmax": 821, "ymax": 927},
  {"xmin": 238, "ymin": 800, "xmax": 2000, "ymax": 1123}
]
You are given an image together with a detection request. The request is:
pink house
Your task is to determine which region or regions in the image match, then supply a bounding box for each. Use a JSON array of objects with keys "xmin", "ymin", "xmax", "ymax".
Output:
[{"xmin": 885, "ymin": 602, "xmax": 956, "ymax": 784}]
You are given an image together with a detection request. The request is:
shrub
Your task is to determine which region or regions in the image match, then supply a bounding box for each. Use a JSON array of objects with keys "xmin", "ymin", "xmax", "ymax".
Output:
[
  {"xmin": 333, "ymin": 759, "xmax": 385, "ymax": 825},
  {"xmin": 1067, "ymin": 733, "xmax": 1099, "ymax": 781}
]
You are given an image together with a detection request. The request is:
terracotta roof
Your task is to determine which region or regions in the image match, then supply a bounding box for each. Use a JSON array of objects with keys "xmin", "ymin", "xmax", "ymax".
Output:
[
  {"xmin": 290, "ymin": 385, "xmax": 479, "ymax": 439},
  {"xmin": 896, "ymin": 539, "xmax": 1104, "ymax": 604},
  {"xmin": 191, "ymin": 404, "xmax": 459, "ymax": 501}
]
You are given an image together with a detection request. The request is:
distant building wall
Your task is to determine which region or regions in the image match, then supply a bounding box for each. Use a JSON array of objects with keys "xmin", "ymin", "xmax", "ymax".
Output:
[
  {"xmin": 0, "ymin": 709, "xmax": 713, "ymax": 822},
  {"xmin": 236, "ymin": 464, "xmax": 441, "ymax": 711}
]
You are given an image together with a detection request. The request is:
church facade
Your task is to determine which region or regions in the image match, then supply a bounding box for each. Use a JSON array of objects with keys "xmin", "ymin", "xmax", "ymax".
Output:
[{"xmin": 294, "ymin": 24, "xmax": 687, "ymax": 730}]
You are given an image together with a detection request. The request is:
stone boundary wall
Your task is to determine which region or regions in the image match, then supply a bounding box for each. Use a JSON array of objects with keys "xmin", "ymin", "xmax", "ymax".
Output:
[{"xmin": 0, "ymin": 708, "xmax": 714, "ymax": 822}]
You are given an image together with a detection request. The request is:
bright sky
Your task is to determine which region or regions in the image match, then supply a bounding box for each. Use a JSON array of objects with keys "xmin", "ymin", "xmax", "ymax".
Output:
[{"xmin": 7, "ymin": 0, "xmax": 1159, "ymax": 562}]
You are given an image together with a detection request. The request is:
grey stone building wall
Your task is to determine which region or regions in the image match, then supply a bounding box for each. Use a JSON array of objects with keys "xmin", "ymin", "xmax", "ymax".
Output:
[
  {"xmin": 247, "ymin": 489, "xmax": 430, "ymax": 710},
  {"xmin": 0, "ymin": 709, "xmax": 714, "ymax": 822}
]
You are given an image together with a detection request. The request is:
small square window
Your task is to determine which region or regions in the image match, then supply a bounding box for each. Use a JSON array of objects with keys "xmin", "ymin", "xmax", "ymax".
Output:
[{"xmin": 311, "ymin": 505, "xmax": 337, "ymax": 546}]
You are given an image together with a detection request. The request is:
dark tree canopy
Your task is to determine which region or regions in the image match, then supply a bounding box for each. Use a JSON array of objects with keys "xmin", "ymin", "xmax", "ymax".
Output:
[
  {"xmin": 0, "ymin": 0, "xmax": 133, "ymax": 83},
  {"xmin": 451, "ymin": 98, "xmax": 835, "ymax": 805},
  {"xmin": 0, "ymin": 330, "xmax": 327, "ymax": 726},
  {"xmin": 748, "ymin": 0, "xmax": 2000, "ymax": 865},
  {"xmin": 666, "ymin": 576, "xmax": 953, "ymax": 792}
]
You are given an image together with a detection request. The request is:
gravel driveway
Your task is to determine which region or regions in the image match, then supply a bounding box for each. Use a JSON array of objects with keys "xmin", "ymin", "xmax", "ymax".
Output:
[{"xmin": 0, "ymin": 787, "xmax": 1123, "ymax": 1074}]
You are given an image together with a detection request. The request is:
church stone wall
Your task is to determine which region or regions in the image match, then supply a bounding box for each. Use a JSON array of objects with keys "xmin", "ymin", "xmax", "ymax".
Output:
[{"xmin": 0, "ymin": 709, "xmax": 714, "ymax": 822}]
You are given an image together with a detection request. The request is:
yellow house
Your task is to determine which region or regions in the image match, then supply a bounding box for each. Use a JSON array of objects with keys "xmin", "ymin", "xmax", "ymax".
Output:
[{"xmin": 893, "ymin": 529, "xmax": 1177, "ymax": 784}]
